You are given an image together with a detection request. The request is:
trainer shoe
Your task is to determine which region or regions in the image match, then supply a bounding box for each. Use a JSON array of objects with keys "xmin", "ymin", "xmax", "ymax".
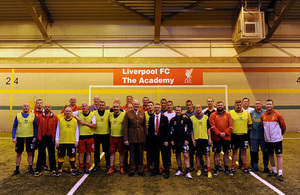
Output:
[
  {"xmin": 196, "ymin": 170, "xmax": 201, "ymax": 176},
  {"xmin": 34, "ymin": 172, "xmax": 41, "ymax": 177},
  {"xmin": 278, "ymin": 175, "xmax": 284, "ymax": 181},
  {"xmin": 224, "ymin": 169, "xmax": 232, "ymax": 175},
  {"xmin": 85, "ymin": 169, "xmax": 90, "ymax": 174},
  {"xmin": 175, "ymin": 170, "xmax": 183, "ymax": 176},
  {"xmin": 27, "ymin": 168, "xmax": 34, "ymax": 175},
  {"xmin": 55, "ymin": 171, "xmax": 62, "ymax": 177},
  {"xmin": 251, "ymin": 167, "xmax": 259, "ymax": 172},
  {"xmin": 208, "ymin": 172, "xmax": 212, "ymax": 179},
  {"xmin": 243, "ymin": 168, "xmax": 250, "ymax": 174},
  {"xmin": 231, "ymin": 168, "xmax": 236, "ymax": 174},
  {"xmin": 185, "ymin": 172, "xmax": 192, "ymax": 179},
  {"xmin": 70, "ymin": 170, "xmax": 78, "ymax": 176},
  {"xmin": 12, "ymin": 169, "xmax": 20, "ymax": 176},
  {"xmin": 268, "ymin": 172, "xmax": 277, "ymax": 177},
  {"xmin": 51, "ymin": 170, "xmax": 56, "ymax": 176},
  {"xmin": 218, "ymin": 165, "xmax": 224, "ymax": 172},
  {"xmin": 107, "ymin": 168, "xmax": 114, "ymax": 175},
  {"xmin": 120, "ymin": 168, "xmax": 125, "ymax": 175},
  {"xmin": 213, "ymin": 168, "xmax": 219, "ymax": 176}
]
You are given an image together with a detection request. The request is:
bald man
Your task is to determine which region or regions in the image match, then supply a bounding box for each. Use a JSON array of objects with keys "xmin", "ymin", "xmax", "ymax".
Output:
[
  {"xmin": 110, "ymin": 98, "xmax": 125, "ymax": 112},
  {"xmin": 34, "ymin": 104, "xmax": 58, "ymax": 177},
  {"xmin": 55, "ymin": 107, "xmax": 79, "ymax": 176},
  {"xmin": 12, "ymin": 103, "xmax": 38, "ymax": 176},
  {"xmin": 73, "ymin": 103, "xmax": 96, "ymax": 174},
  {"xmin": 89, "ymin": 95, "xmax": 101, "ymax": 112},
  {"xmin": 61, "ymin": 96, "xmax": 82, "ymax": 113},
  {"xmin": 123, "ymin": 99, "xmax": 147, "ymax": 176}
]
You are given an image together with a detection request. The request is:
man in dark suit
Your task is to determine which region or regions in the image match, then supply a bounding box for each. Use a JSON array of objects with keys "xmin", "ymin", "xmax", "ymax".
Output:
[
  {"xmin": 123, "ymin": 99, "xmax": 147, "ymax": 177},
  {"xmin": 148, "ymin": 103, "xmax": 170, "ymax": 179}
]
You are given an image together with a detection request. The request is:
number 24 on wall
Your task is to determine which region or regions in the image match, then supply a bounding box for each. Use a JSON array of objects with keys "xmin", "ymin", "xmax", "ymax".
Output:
[{"xmin": 6, "ymin": 77, "xmax": 19, "ymax": 85}]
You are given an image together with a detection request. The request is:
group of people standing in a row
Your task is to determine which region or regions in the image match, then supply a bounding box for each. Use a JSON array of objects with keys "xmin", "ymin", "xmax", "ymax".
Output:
[{"xmin": 11, "ymin": 95, "xmax": 286, "ymax": 181}]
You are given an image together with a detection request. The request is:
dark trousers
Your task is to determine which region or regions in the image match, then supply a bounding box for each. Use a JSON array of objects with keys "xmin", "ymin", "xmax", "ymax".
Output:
[
  {"xmin": 94, "ymin": 134, "xmax": 110, "ymax": 167},
  {"xmin": 189, "ymin": 142, "xmax": 195, "ymax": 168},
  {"xmin": 129, "ymin": 143, "xmax": 144, "ymax": 173},
  {"xmin": 151, "ymin": 137, "xmax": 170, "ymax": 173},
  {"xmin": 35, "ymin": 135, "xmax": 56, "ymax": 172}
]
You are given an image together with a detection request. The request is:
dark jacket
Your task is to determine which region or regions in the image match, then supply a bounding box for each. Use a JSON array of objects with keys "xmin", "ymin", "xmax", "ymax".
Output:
[
  {"xmin": 123, "ymin": 109, "xmax": 146, "ymax": 143},
  {"xmin": 170, "ymin": 114, "xmax": 192, "ymax": 145},
  {"xmin": 148, "ymin": 114, "xmax": 169, "ymax": 145}
]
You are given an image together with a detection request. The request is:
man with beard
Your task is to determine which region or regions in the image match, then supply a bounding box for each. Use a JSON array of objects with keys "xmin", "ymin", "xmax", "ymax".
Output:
[
  {"xmin": 209, "ymin": 101, "xmax": 233, "ymax": 176},
  {"xmin": 93, "ymin": 101, "xmax": 110, "ymax": 171},
  {"xmin": 261, "ymin": 99, "xmax": 286, "ymax": 181},
  {"xmin": 34, "ymin": 104, "xmax": 58, "ymax": 177},
  {"xmin": 229, "ymin": 100, "xmax": 252, "ymax": 174}
]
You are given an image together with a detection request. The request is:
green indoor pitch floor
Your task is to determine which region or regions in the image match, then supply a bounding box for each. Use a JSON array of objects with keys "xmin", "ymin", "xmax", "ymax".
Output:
[{"xmin": 0, "ymin": 132, "xmax": 299, "ymax": 195}]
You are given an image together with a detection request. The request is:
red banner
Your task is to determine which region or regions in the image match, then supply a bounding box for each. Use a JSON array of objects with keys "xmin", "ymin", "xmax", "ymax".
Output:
[{"xmin": 114, "ymin": 68, "xmax": 203, "ymax": 85}]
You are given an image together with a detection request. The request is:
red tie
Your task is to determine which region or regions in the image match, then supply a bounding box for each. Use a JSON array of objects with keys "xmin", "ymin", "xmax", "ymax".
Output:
[{"xmin": 155, "ymin": 115, "xmax": 159, "ymax": 135}]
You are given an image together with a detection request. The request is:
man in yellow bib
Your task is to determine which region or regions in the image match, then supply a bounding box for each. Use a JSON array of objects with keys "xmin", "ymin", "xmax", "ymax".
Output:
[
  {"xmin": 93, "ymin": 101, "xmax": 111, "ymax": 171},
  {"xmin": 55, "ymin": 107, "xmax": 79, "ymax": 176},
  {"xmin": 12, "ymin": 103, "xmax": 37, "ymax": 176},
  {"xmin": 73, "ymin": 103, "xmax": 96, "ymax": 174},
  {"xmin": 107, "ymin": 103, "xmax": 125, "ymax": 175},
  {"xmin": 191, "ymin": 104, "xmax": 212, "ymax": 178},
  {"xmin": 229, "ymin": 100, "xmax": 252, "ymax": 174}
]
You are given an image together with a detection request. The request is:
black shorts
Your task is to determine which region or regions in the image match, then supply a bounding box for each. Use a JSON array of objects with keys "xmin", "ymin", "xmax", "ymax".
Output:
[
  {"xmin": 265, "ymin": 141, "xmax": 282, "ymax": 155},
  {"xmin": 175, "ymin": 144, "xmax": 189, "ymax": 154},
  {"xmin": 57, "ymin": 144, "xmax": 76, "ymax": 157},
  {"xmin": 15, "ymin": 137, "xmax": 34, "ymax": 153},
  {"xmin": 231, "ymin": 134, "xmax": 249, "ymax": 150},
  {"xmin": 195, "ymin": 139, "xmax": 210, "ymax": 155},
  {"xmin": 213, "ymin": 140, "xmax": 231, "ymax": 153}
]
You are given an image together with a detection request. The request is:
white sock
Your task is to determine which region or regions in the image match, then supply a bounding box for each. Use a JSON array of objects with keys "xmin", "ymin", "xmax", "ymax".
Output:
[
  {"xmin": 278, "ymin": 170, "xmax": 283, "ymax": 175},
  {"xmin": 272, "ymin": 167, "xmax": 277, "ymax": 173}
]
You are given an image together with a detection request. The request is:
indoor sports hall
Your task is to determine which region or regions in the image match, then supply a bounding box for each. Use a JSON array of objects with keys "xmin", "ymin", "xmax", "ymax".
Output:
[{"xmin": 0, "ymin": 0, "xmax": 299, "ymax": 194}]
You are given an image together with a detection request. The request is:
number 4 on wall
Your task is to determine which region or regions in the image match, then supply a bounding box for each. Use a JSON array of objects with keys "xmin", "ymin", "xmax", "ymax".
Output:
[
  {"xmin": 6, "ymin": 77, "xmax": 19, "ymax": 85},
  {"xmin": 297, "ymin": 77, "xmax": 300, "ymax": 83}
]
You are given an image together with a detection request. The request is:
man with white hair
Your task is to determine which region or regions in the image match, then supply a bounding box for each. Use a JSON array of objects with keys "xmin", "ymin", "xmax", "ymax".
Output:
[
  {"xmin": 89, "ymin": 95, "xmax": 101, "ymax": 111},
  {"xmin": 123, "ymin": 99, "xmax": 147, "ymax": 177}
]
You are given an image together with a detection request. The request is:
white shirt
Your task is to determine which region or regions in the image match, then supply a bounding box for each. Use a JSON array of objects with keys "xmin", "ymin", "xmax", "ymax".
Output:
[
  {"xmin": 243, "ymin": 107, "xmax": 255, "ymax": 113},
  {"xmin": 73, "ymin": 111, "xmax": 96, "ymax": 124},
  {"xmin": 164, "ymin": 111, "xmax": 175, "ymax": 122}
]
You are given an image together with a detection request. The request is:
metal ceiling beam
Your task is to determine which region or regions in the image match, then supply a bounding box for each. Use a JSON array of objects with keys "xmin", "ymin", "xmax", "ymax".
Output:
[
  {"xmin": 162, "ymin": 0, "xmax": 203, "ymax": 22},
  {"xmin": 38, "ymin": 0, "xmax": 54, "ymax": 25},
  {"xmin": 264, "ymin": 0, "xmax": 296, "ymax": 42},
  {"xmin": 109, "ymin": 0, "xmax": 153, "ymax": 23},
  {"xmin": 154, "ymin": 0, "xmax": 162, "ymax": 43},
  {"xmin": 22, "ymin": 0, "xmax": 51, "ymax": 43}
]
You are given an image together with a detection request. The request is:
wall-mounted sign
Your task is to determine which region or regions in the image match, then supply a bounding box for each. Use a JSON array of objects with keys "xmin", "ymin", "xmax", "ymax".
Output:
[{"xmin": 114, "ymin": 68, "xmax": 203, "ymax": 85}]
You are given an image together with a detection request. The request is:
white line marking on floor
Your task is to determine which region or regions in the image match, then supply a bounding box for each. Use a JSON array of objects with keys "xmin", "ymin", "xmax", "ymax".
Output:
[
  {"xmin": 283, "ymin": 138, "xmax": 300, "ymax": 139},
  {"xmin": 0, "ymin": 137, "xmax": 11, "ymax": 140},
  {"xmin": 67, "ymin": 152, "xmax": 105, "ymax": 195},
  {"xmin": 250, "ymin": 172, "xmax": 285, "ymax": 195}
]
